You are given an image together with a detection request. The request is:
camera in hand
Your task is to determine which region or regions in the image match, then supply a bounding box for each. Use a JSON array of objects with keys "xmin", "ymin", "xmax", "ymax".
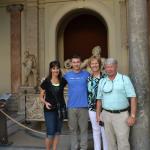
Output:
[
  {"xmin": 99, "ymin": 121, "xmax": 104, "ymax": 127},
  {"xmin": 57, "ymin": 104, "xmax": 68, "ymax": 120}
]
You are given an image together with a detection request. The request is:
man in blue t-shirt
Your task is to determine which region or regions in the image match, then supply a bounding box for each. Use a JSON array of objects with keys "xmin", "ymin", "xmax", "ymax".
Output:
[{"xmin": 64, "ymin": 55, "xmax": 90, "ymax": 150}]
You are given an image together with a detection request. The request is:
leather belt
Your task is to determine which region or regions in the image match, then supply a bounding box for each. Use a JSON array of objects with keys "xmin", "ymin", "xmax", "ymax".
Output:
[{"xmin": 103, "ymin": 108, "xmax": 129, "ymax": 113}]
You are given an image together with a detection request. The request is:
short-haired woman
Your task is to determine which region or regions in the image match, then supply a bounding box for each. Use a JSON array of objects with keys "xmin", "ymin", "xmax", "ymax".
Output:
[{"xmin": 88, "ymin": 56, "xmax": 108, "ymax": 150}]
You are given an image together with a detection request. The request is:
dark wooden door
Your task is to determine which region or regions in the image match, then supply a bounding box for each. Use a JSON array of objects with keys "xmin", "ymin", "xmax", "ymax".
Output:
[{"xmin": 64, "ymin": 14, "xmax": 108, "ymax": 60}]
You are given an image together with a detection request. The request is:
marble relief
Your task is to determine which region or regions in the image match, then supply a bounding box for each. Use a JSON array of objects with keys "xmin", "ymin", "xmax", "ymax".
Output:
[{"xmin": 26, "ymin": 94, "xmax": 44, "ymax": 121}]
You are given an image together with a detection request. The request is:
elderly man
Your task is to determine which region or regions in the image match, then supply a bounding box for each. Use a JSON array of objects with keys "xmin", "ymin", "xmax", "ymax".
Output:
[{"xmin": 96, "ymin": 58, "xmax": 137, "ymax": 150}]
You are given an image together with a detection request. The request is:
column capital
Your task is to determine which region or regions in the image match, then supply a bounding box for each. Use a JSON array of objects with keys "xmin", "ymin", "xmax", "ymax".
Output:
[
  {"xmin": 119, "ymin": 0, "xmax": 126, "ymax": 3},
  {"xmin": 7, "ymin": 4, "xmax": 24, "ymax": 13}
]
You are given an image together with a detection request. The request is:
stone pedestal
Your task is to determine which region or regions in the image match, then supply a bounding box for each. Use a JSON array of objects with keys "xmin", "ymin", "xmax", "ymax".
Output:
[
  {"xmin": 25, "ymin": 93, "xmax": 44, "ymax": 121},
  {"xmin": 128, "ymin": 0, "xmax": 150, "ymax": 149},
  {"xmin": 17, "ymin": 86, "xmax": 36, "ymax": 115}
]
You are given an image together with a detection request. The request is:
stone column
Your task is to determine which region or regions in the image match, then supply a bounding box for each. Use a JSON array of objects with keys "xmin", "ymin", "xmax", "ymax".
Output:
[
  {"xmin": 148, "ymin": 0, "xmax": 150, "ymax": 56},
  {"xmin": 23, "ymin": 0, "xmax": 39, "ymax": 87},
  {"xmin": 38, "ymin": 2, "xmax": 45, "ymax": 79},
  {"xmin": 7, "ymin": 4, "xmax": 24, "ymax": 93},
  {"xmin": 119, "ymin": 0, "xmax": 128, "ymax": 50},
  {"xmin": 128, "ymin": 0, "xmax": 150, "ymax": 150}
]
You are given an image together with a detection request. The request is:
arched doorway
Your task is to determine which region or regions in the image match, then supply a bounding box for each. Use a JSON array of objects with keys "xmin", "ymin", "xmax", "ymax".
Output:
[
  {"xmin": 64, "ymin": 14, "xmax": 108, "ymax": 60},
  {"xmin": 57, "ymin": 12, "xmax": 108, "ymax": 65}
]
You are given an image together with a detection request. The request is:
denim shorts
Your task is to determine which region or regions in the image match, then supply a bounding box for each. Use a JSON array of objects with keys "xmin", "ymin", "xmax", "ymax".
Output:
[{"xmin": 44, "ymin": 111, "xmax": 62, "ymax": 139}]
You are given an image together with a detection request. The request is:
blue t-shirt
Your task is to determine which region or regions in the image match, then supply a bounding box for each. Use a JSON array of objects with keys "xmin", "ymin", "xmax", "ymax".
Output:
[{"xmin": 64, "ymin": 70, "xmax": 90, "ymax": 108}]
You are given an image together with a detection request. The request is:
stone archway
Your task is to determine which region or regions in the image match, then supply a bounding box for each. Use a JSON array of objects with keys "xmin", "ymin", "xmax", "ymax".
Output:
[
  {"xmin": 57, "ymin": 12, "xmax": 108, "ymax": 65},
  {"xmin": 45, "ymin": 1, "xmax": 117, "ymax": 73}
]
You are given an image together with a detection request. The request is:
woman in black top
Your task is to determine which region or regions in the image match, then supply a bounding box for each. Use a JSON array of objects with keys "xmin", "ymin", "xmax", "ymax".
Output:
[{"xmin": 40, "ymin": 60, "xmax": 67, "ymax": 150}]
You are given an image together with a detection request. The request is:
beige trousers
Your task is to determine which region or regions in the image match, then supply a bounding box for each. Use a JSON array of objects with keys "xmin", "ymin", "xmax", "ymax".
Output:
[{"xmin": 102, "ymin": 110, "xmax": 130, "ymax": 150}]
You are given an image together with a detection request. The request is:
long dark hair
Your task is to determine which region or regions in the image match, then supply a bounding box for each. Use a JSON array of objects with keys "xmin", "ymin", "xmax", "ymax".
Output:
[{"xmin": 46, "ymin": 60, "xmax": 62, "ymax": 81}]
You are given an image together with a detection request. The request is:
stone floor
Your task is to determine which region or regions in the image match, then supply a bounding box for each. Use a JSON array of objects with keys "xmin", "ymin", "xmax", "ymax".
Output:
[{"xmin": 0, "ymin": 121, "xmax": 94, "ymax": 150}]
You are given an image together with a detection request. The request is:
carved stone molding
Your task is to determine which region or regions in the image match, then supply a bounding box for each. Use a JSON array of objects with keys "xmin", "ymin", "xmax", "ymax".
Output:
[
  {"xmin": 7, "ymin": 4, "xmax": 24, "ymax": 12},
  {"xmin": 25, "ymin": 0, "xmax": 38, "ymax": 7},
  {"xmin": 118, "ymin": 0, "xmax": 126, "ymax": 3}
]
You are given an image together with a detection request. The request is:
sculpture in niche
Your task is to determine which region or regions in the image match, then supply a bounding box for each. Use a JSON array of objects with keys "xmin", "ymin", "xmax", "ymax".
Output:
[
  {"xmin": 23, "ymin": 50, "xmax": 37, "ymax": 87},
  {"xmin": 63, "ymin": 45, "xmax": 106, "ymax": 73},
  {"xmin": 62, "ymin": 58, "xmax": 72, "ymax": 74}
]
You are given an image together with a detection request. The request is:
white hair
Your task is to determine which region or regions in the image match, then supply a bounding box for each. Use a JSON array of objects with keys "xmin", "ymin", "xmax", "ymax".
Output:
[{"xmin": 104, "ymin": 58, "xmax": 118, "ymax": 65}]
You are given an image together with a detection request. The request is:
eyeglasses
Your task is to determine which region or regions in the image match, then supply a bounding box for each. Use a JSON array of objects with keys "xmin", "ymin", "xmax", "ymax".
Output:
[{"xmin": 102, "ymin": 80, "xmax": 113, "ymax": 93}]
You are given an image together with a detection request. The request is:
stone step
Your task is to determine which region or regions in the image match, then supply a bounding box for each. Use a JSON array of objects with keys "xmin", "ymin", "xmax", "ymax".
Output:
[
  {"xmin": 6, "ymin": 94, "xmax": 18, "ymax": 112},
  {"xmin": 7, "ymin": 113, "xmax": 25, "ymax": 135}
]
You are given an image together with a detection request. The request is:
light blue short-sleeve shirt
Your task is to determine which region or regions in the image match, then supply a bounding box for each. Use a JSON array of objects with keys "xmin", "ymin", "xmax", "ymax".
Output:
[{"xmin": 96, "ymin": 73, "xmax": 136, "ymax": 110}]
